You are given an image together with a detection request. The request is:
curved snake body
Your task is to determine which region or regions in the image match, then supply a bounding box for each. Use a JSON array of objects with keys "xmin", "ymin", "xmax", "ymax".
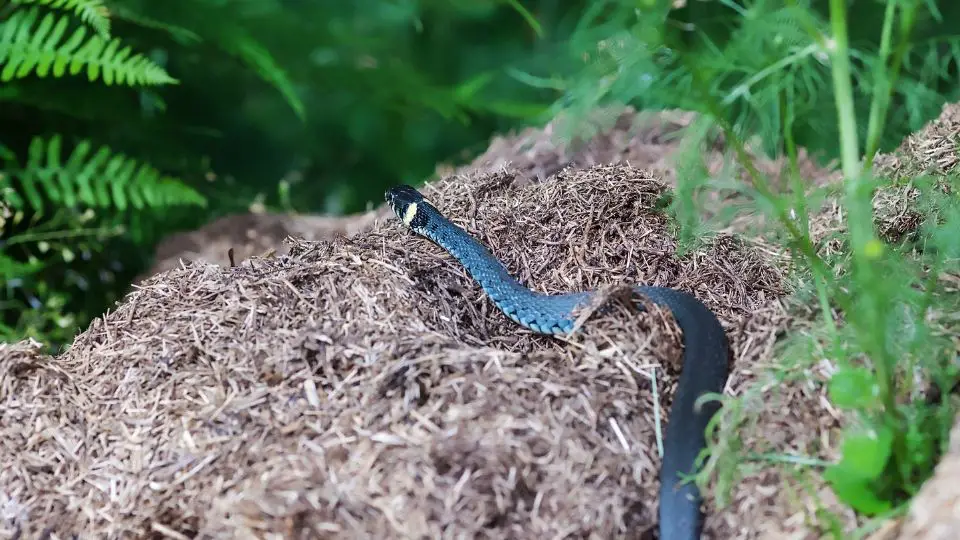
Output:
[{"xmin": 386, "ymin": 185, "xmax": 730, "ymax": 540}]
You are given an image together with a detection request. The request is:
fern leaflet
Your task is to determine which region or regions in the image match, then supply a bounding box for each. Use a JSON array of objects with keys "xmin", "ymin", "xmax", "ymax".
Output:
[
  {"xmin": 221, "ymin": 28, "xmax": 305, "ymax": 120},
  {"xmin": 11, "ymin": 0, "xmax": 111, "ymax": 37},
  {"xmin": 0, "ymin": 7, "xmax": 177, "ymax": 85},
  {"xmin": 8, "ymin": 134, "xmax": 207, "ymax": 217},
  {"xmin": 110, "ymin": 6, "xmax": 201, "ymax": 44}
]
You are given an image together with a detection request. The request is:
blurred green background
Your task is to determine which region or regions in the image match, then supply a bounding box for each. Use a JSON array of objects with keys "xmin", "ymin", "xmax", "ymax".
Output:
[{"xmin": 1, "ymin": 0, "xmax": 957, "ymax": 348}]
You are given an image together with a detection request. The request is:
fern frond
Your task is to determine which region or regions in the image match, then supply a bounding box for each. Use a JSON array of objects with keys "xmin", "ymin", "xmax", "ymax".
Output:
[
  {"xmin": 221, "ymin": 28, "xmax": 305, "ymax": 120},
  {"xmin": 0, "ymin": 7, "xmax": 177, "ymax": 85},
  {"xmin": 10, "ymin": 134, "xmax": 207, "ymax": 217},
  {"xmin": 11, "ymin": 0, "xmax": 111, "ymax": 37},
  {"xmin": 110, "ymin": 6, "xmax": 201, "ymax": 44},
  {"xmin": 0, "ymin": 252, "xmax": 44, "ymax": 281}
]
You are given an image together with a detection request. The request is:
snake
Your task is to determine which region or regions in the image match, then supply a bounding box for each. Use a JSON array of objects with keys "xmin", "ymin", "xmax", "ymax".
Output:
[{"xmin": 385, "ymin": 184, "xmax": 730, "ymax": 540}]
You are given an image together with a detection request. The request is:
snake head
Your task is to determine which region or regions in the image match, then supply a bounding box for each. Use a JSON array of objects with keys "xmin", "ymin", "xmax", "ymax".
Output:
[{"xmin": 385, "ymin": 185, "xmax": 430, "ymax": 230}]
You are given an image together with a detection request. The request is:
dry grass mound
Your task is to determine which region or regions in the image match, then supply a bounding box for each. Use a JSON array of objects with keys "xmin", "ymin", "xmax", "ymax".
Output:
[
  {"xmin": 874, "ymin": 100, "xmax": 960, "ymax": 178},
  {"xmin": 445, "ymin": 107, "xmax": 843, "ymax": 244},
  {"xmin": 445, "ymin": 107, "xmax": 839, "ymax": 193},
  {"xmin": 139, "ymin": 209, "xmax": 385, "ymax": 283},
  {"xmin": 2, "ymin": 164, "xmax": 800, "ymax": 539},
  {"xmin": 142, "ymin": 107, "xmax": 840, "ymax": 285},
  {"xmin": 6, "ymin": 100, "xmax": 954, "ymax": 539}
]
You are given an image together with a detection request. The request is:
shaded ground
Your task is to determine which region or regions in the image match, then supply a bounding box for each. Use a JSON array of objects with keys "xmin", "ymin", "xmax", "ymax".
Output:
[{"xmin": 2, "ymin": 103, "xmax": 957, "ymax": 539}]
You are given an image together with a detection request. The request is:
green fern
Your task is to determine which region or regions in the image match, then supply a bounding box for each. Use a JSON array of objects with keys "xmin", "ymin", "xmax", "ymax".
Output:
[
  {"xmin": 220, "ymin": 27, "xmax": 305, "ymax": 120},
  {"xmin": 109, "ymin": 5, "xmax": 201, "ymax": 44},
  {"xmin": 0, "ymin": 252, "xmax": 44, "ymax": 281},
  {"xmin": 11, "ymin": 0, "xmax": 111, "ymax": 37},
  {"xmin": 7, "ymin": 134, "xmax": 207, "ymax": 217},
  {"xmin": 0, "ymin": 7, "xmax": 177, "ymax": 85}
]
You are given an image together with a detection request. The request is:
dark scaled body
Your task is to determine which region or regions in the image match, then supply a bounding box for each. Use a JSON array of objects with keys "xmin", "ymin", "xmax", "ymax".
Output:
[{"xmin": 386, "ymin": 185, "xmax": 730, "ymax": 540}]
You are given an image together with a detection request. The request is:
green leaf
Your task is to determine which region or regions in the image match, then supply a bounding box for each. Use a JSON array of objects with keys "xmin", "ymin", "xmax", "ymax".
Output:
[
  {"xmin": 837, "ymin": 424, "xmax": 894, "ymax": 480},
  {"xmin": 109, "ymin": 7, "xmax": 200, "ymax": 44},
  {"xmin": 220, "ymin": 28, "xmax": 304, "ymax": 121},
  {"xmin": 11, "ymin": 0, "xmax": 112, "ymax": 38},
  {"xmin": 0, "ymin": 142, "xmax": 15, "ymax": 162},
  {"xmin": 500, "ymin": 0, "xmax": 543, "ymax": 38},
  {"xmin": 65, "ymin": 140, "xmax": 94, "ymax": 204},
  {"xmin": 822, "ymin": 467, "xmax": 893, "ymax": 515},
  {"xmin": 454, "ymin": 71, "xmax": 495, "ymax": 102},
  {"xmin": 0, "ymin": 7, "xmax": 176, "ymax": 86},
  {"xmin": 6, "ymin": 135, "xmax": 206, "ymax": 214},
  {"xmin": 828, "ymin": 366, "xmax": 880, "ymax": 409},
  {"xmin": 823, "ymin": 423, "xmax": 895, "ymax": 516}
]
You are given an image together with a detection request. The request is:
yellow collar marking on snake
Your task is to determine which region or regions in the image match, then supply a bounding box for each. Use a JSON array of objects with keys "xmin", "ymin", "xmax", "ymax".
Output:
[{"xmin": 403, "ymin": 202, "xmax": 419, "ymax": 226}]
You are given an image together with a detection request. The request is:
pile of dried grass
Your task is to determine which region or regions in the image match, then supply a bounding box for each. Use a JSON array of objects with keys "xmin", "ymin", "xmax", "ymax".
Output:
[
  {"xmin": 4, "ymin": 100, "xmax": 954, "ymax": 539},
  {"xmin": 443, "ymin": 108, "xmax": 839, "ymax": 193},
  {"xmin": 874, "ymin": 100, "xmax": 960, "ymax": 178},
  {"xmin": 141, "ymin": 106, "xmax": 840, "ymax": 285},
  {"xmin": 809, "ymin": 101, "xmax": 959, "ymax": 256},
  {"xmin": 2, "ymin": 164, "xmax": 814, "ymax": 539},
  {"xmin": 139, "ymin": 208, "xmax": 385, "ymax": 283}
]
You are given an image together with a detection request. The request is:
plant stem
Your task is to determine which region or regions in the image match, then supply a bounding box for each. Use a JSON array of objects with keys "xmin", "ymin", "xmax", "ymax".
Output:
[
  {"xmin": 828, "ymin": 0, "xmax": 909, "ymax": 484},
  {"xmin": 827, "ymin": 0, "xmax": 861, "ymax": 181},
  {"xmin": 827, "ymin": 0, "xmax": 888, "ymax": 399},
  {"xmin": 781, "ymin": 85, "xmax": 840, "ymax": 350},
  {"xmin": 4, "ymin": 226, "xmax": 122, "ymax": 246},
  {"xmin": 861, "ymin": 0, "xmax": 898, "ymax": 170},
  {"xmin": 688, "ymin": 71, "xmax": 838, "ymax": 301},
  {"xmin": 862, "ymin": 0, "xmax": 919, "ymax": 170}
]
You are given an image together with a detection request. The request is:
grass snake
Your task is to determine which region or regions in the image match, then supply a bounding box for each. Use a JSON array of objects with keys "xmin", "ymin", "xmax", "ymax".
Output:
[{"xmin": 386, "ymin": 185, "xmax": 730, "ymax": 540}]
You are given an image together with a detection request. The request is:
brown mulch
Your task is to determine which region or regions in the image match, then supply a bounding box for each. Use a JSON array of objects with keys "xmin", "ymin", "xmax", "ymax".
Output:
[
  {"xmin": 142, "ymin": 107, "xmax": 841, "ymax": 283},
  {"xmin": 873, "ymin": 100, "xmax": 960, "ymax": 178},
  {"xmin": 2, "ymin": 164, "xmax": 839, "ymax": 539},
  {"xmin": 138, "ymin": 210, "xmax": 385, "ymax": 283}
]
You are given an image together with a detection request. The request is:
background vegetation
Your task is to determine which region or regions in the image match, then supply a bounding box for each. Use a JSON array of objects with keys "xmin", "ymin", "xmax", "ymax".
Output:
[
  {"xmin": 0, "ymin": 0, "xmax": 590, "ymax": 344},
  {"xmin": 2, "ymin": 0, "xmax": 959, "ymax": 535},
  {"xmin": 545, "ymin": 1, "xmax": 958, "ymax": 535}
]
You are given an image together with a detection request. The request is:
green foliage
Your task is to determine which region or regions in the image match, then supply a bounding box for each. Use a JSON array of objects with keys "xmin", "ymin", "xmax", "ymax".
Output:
[
  {"xmin": 823, "ymin": 423, "xmax": 895, "ymax": 515},
  {"xmin": 1, "ymin": 0, "xmax": 585, "ymax": 347},
  {"xmin": 11, "ymin": 0, "xmax": 111, "ymax": 37},
  {"xmin": 0, "ymin": 0, "xmax": 957, "ymax": 533},
  {"xmin": 0, "ymin": 131, "xmax": 206, "ymax": 344},
  {"xmin": 0, "ymin": 6, "xmax": 176, "ymax": 84},
  {"xmin": 8, "ymin": 134, "xmax": 206, "ymax": 214},
  {"xmin": 542, "ymin": 0, "xmax": 960, "ymax": 162},
  {"xmin": 0, "ymin": 0, "xmax": 196, "ymax": 345},
  {"xmin": 542, "ymin": 0, "xmax": 959, "ymax": 535},
  {"xmin": 217, "ymin": 26, "xmax": 304, "ymax": 120}
]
